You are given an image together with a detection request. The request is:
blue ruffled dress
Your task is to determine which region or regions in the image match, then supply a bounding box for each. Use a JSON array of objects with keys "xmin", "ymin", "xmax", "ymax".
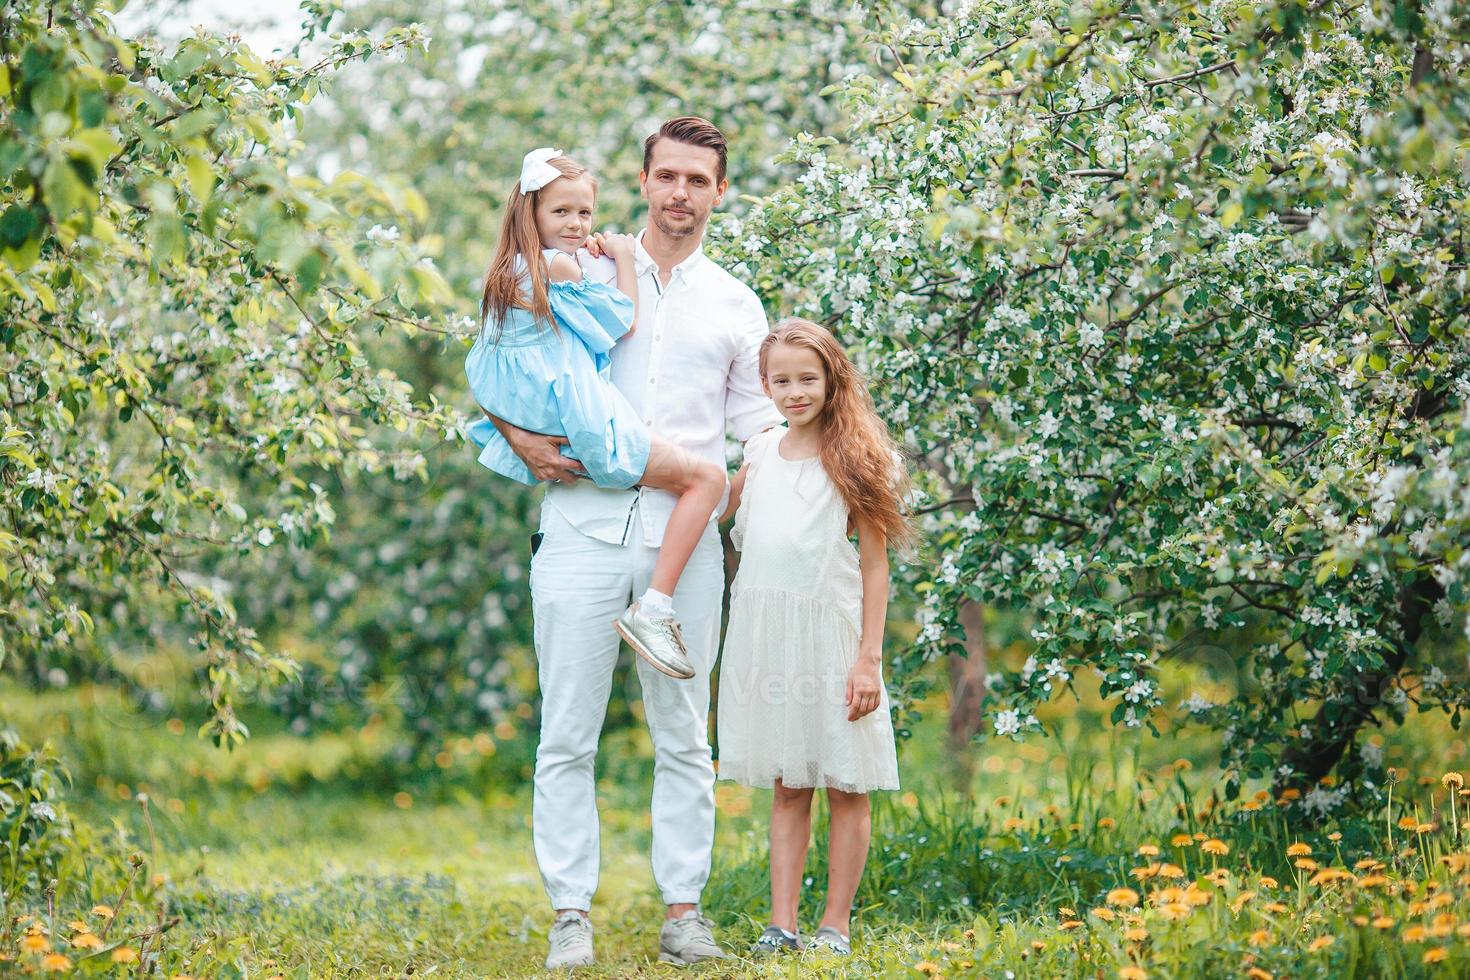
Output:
[{"xmin": 464, "ymin": 248, "xmax": 652, "ymax": 488}]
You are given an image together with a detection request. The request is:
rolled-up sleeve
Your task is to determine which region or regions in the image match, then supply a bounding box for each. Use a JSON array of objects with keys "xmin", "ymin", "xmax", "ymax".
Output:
[{"xmin": 725, "ymin": 291, "xmax": 783, "ymax": 441}]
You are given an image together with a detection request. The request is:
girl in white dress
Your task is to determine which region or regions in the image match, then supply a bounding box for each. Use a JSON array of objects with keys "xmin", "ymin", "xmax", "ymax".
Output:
[{"xmin": 716, "ymin": 317, "xmax": 913, "ymax": 957}]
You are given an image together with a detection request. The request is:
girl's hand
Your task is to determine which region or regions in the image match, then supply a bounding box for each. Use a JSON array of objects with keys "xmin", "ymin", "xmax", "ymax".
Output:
[
  {"xmin": 845, "ymin": 654, "xmax": 883, "ymax": 721},
  {"xmin": 590, "ymin": 231, "xmax": 636, "ymax": 264}
]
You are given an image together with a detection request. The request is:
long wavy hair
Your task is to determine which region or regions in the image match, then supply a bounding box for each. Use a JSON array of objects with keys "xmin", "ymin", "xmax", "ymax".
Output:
[
  {"xmin": 479, "ymin": 155, "xmax": 596, "ymax": 339},
  {"xmin": 759, "ymin": 318, "xmax": 915, "ymax": 550}
]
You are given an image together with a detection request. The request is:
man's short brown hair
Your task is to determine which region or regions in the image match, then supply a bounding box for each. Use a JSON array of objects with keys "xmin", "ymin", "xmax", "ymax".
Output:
[{"xmin": 642, "ymin": 116, "xmax": 728, "ymax": 183}]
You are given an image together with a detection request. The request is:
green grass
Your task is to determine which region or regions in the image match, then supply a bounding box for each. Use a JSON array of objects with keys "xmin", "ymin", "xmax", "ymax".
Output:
[{"xmin": 4, "ymin": 678, "xmax": 1470, "ymax": 978}]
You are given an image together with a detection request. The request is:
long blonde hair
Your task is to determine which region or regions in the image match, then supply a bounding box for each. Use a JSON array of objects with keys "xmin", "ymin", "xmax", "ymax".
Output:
[
  {"xmin": 479, "ymin": 156, "xmax": 595, "ymax": 338},
  {"xmin": 759, "ymin": 318, "xmax": 914, "ymax": 549}
]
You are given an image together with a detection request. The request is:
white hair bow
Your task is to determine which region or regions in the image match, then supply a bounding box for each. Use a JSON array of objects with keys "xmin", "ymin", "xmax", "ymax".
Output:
[{"xmin": 519, "ymin": 147, "xmax": 564, "ymax": 194}]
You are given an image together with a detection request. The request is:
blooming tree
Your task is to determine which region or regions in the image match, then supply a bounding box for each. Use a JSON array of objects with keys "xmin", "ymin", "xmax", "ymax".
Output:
[
  {"xmin": 731, "ymin": 0, "xmax": 1470, "ymax": 803},
  {"xmin": 0, "ymin": 0, "xmax": 459, "ymax": 746}
]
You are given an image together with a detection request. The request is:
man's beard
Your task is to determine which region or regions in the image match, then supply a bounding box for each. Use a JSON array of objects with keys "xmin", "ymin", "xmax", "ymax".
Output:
[{"xmin": 652, "ymin": 205, "xmax": 704, "ymax": 239}]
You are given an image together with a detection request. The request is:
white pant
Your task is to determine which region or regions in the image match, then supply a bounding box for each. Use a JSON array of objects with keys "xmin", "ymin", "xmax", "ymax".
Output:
[{"xmin": 528, "ymin": 501, "xmax": 723, "ymax": 910}]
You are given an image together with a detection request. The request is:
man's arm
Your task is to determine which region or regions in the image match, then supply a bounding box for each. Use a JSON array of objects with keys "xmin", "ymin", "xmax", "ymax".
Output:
[
  {"xmin": 725, "ymin": 291, "xmax": 785, "ymax": 440},
  {"xmin": 481, "ymin": 407, "xmax": 586, "ymax": 484}
]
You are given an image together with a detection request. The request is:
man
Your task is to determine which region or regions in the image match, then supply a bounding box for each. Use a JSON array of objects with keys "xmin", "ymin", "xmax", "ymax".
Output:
[{"xmin": 485, "ymin": 117, "xmax": 782, "ymax": 969}]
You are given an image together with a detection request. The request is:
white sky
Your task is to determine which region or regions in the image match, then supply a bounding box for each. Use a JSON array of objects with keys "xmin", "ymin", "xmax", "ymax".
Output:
[{"xmin": 115, "ymin": 0, "xmax": 312, "ymax": 54}]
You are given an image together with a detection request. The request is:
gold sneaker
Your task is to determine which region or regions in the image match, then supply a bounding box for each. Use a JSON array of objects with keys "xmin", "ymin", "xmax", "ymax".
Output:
[{"xmin": 614, "ymin": 602, "xmax": 695, "ymax": 679}]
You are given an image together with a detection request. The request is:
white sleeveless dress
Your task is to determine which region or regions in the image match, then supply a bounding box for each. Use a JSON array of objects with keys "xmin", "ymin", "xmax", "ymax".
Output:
[{"xmin": 716, "ymin": 426, "xmax": 900, "ymax": 793}]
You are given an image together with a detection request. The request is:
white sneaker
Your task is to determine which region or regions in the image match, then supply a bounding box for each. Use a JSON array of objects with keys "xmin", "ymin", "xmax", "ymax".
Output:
[
  {"xmin": 545, "ymin": 911, "xmax": 593, "ymax": 969},
  {"xmin": 614, "ymin": 602, "xmax": 695, "ymax": 679},
  {"xmin": 659, "ymin": 909, "xmax": 731, "ymax": 964}
]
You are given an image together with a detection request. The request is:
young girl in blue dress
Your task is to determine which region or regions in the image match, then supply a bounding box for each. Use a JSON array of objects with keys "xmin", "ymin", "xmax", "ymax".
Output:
[{"xmin": 465, "ymin": 148, "xmax": 726, "ymax": 678}]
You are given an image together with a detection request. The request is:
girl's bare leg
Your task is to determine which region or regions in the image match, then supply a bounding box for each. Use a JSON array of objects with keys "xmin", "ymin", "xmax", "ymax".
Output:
[
  {"xmin": 769, "ymin": 779, "xmax": 815, "ymax": 933},
  {"xmin": 818, "ymin": 787, "xmax": 871, "ymax": 936},
  {"xmin": 637, "ymin": 435, "xmax": 726, "ymax": 598}
]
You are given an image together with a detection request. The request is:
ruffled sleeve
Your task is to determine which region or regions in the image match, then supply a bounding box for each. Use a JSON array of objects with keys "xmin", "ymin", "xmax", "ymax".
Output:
[
  {"xmin": 548, "ymin": 279, "xmax": 634, "ymax": 370},
  {"xmin": 731, "ymin": 426, "xmax": 784, "ymax": 552}
]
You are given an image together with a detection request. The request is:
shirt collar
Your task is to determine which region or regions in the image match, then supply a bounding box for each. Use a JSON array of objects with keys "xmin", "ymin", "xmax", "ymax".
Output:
[{"xmin": 634, "ymin": 227, "xmax": 705, "ymax": 282}]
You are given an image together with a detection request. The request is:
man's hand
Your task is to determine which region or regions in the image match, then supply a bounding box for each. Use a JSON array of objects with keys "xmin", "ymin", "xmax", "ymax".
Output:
[
  {"xmin": 487, "ymin": 411, "xmax": 587, "ymax": 483},
  {"xmin": 845, "ymin": 652, "xmax": 883, "ymax": 722}
]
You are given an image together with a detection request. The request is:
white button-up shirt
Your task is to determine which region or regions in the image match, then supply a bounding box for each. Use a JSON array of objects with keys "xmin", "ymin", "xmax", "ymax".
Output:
[{"xmin": 544, "ymin": 230, "xmax": 782, "ymax": 547}]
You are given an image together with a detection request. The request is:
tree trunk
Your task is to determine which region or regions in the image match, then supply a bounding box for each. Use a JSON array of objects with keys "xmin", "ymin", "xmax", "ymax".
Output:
[
  {"xmin": 944, "ymin": 601, "xmax": 989, "ymax": 789},
  {"xmin": 1274, "ymin": 573, "xmax": 1444, "ymax": 799}
]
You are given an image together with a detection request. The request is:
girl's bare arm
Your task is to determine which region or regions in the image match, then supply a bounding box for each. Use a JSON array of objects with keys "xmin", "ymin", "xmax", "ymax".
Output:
[
  {"xmin": 847, "ymin": 517, "xmax": 889, "ymax": 721},
  {"xmin": 717, "ymin": 463, "xmax": 748, "ymax": 524}
]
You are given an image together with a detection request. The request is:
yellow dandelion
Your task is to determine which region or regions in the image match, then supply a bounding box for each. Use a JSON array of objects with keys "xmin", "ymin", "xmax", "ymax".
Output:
[
  {"xmin": 1265, "ymin": 902, "xmax": 1290, "ymax": 914},
  {"xmin": 1259, "ymin": 876, "xmax": 1279, "ymax": 888},
  {"xmin": 1192, "ymin": 832, "xmax": 1208, "ymax": 841},
  {"xmin": 994, "ymin": 796, "xmax": 1011, "ymax": 808},
  {"xmin": 111, "ymin": 948, "xmax": 139, "ymax": 964},
  {"xmin": 1248, "ymin": 929, "xmax": 1270, "ymax": 946},
  {"xmin": 1159, "ymin": 863, "xmax": 1186, "ymax": 879},
  {"xmin": 1107, "ymin": 887, "xmax": 1142, "ymax": 907},
  {"xmin": 69, "ymin": 934, "xmax": 102, "ymax": 951},
  {"xmin": 1136, "ymin": 844, "xmax": 1160, "ymax": 857},
  {"xmin": 1231, "ymin": 891, "xmax": 1256, "ymax": 913},
  {"xmin": 1246, "ymin": 969, "xmax": 1273, "ymax": 980},
  {"xmin": 21, "ymin": 934, "xmax": 51, "ymax": 953},
  {"xmin": 65, "ymin": 921, "xmax": 88, "ymax": 934},
  {"xmin": 1460, "ymin": 923, "xmax": 1470, "ymax": 938},
  {"xmin": 1090, "ymin": 907, "xmax": 1116, "ymax": 921},
  {"xmin": 1286, "ymin": 843, "xmax": 1312, "ymax": 857},
  {"xmin": 1119, "ymin": 967, "xmax": 1148, "ymax": 980},
  {"xmin": 1399, "ymin": 815, "xmax": 1421, "ymax": 831},
  {"xmin": 1441, "ymin": 854, "xmax": 1469, "ymax": 874},
  {"xmin": 1201, "ymin": 839, "xmax": 1229, "ymax": 856},
  {"xmin": 1003, "ymin": 816, "xmax": 1026, "ymax": 832},
  {"xmin": 915, "ymin": 962, "xmax": 941, "ymax": 976},
  {"xmin": 1058, "ymin": 907, "xmax": 1075, "ymax": 917},
  {"xmin": 1294, "ymin": 858, "xmax": 1320, "ymax": 871},
  {"xmin": 1308, "ymin": 935, "xmax": 1335, "ymax": 952},
  {"xmin": 1359, "ymin": 874, "xmax": 1391, "ymax": 888},
  {"xmin": 1170, "ymin": 833, "xmax": 1193, "ymax": 847},
  {"xmin": 1278, "ymin": 788, "xmax": 1301, "ymax": 802},
  {"xmin": 1124, "ymin": 927, "xmax": 1148, "ymax": 942},
  {"xmin": 1030, "ymin": 940, "xmax": 1046, "ymax": 951},
  {"xmin": 1098, "ymin": 817, "xmax": 1116, "ymax": 829},
  {"xmin": 1242, "ymin": 801, "xmax": 1262, "ymax": 811},
  {"xmin": 89, "ymin": 905, "xmax": 115, "ymax": 920},
  {"xmin": 1130, "ymin": 863, "xmax": 1161, "ymax": 881},
  {"xmin": 40, "ymin": 954, "xmax": 73, "ymax": 973},
  {"xmin": 1404, "ymin": 926, "xmax": 1428, "ymax": 943},
  {"xmin": 1372, "ymin": 916, "xmax": 1395, "ymax": 929},
  {"xmin": 1328, "ymin": 831, "xmax": 1342, "ymax": 841},
  {"xmin": 1424, "ymin": 948, "xmax": 1448, "ymax": 964},
  {"xmin": 1059, "ymin": 920, "xmax": 1083, "ymax": 930},
  {"xmin": 1352, "ymin": 915, "xmax": 1368, "ymax": 927},
  {"xmin": 1150, "ymin": 886, "xmax": 1185, "ymax": 905}
]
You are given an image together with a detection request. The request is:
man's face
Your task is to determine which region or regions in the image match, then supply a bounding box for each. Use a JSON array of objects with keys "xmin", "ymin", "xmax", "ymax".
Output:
[
  {"xmin": 640, "ymin": 139, "xmax": 727, "ymax": 240},
  {"xmin": 534, "ymin": 176, "xmax": 595, "ymax": 253}
]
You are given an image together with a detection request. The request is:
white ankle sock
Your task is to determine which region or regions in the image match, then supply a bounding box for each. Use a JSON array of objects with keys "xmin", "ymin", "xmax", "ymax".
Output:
[{"xmin": 639, "ymin": 587, "xmax": 675, "ymax": 620}]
